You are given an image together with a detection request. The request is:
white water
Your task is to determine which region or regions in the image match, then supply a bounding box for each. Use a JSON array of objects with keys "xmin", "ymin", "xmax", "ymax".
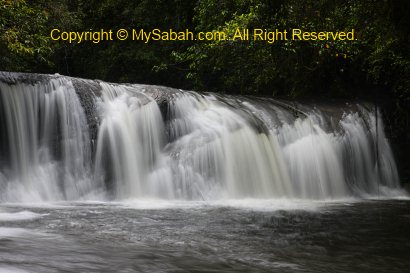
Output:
[
  {"xmin": 94, "ymin": 83, "xmax": 170, "ymax": 199},
  {"xmin": 0, "ymin": 77, "xmax": 404, "ymax": 202},
  {"xmin": 0, "ymin": 210, "xmax": 44, "ymax": 221},
  {"xmin": 0, "ymin": 79, "xmax": 93, "ymax": 202}
]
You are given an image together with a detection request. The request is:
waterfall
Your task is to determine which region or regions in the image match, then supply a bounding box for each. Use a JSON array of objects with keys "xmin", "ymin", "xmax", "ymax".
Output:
[
  {"xmin": 93, "ymin": 83, "xmax": 170, "ymax": 199},
  {"xmin": 0, "ymin": 78, "xmax": 94, "ymax": 202},
  {"xmin": 0, "ymin": 73, "xmax": 404, "ymax": 202}
]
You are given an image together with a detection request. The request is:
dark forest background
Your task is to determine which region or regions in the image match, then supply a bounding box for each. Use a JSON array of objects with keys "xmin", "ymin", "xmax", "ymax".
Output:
[{"xmin": 1, "ymin": 0, "xmax": 410, "ymax": 180}]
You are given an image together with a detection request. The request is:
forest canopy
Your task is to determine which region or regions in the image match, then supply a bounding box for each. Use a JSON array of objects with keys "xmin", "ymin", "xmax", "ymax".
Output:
[{"xmin": 1, "ymin": 0, "xmax": 409, "ymax": 101}]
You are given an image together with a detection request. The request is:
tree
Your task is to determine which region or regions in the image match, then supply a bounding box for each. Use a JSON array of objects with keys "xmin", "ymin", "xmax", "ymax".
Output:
[{"xmin": 0, "ymin": 0, "xmax": 51, "ymax": 70}]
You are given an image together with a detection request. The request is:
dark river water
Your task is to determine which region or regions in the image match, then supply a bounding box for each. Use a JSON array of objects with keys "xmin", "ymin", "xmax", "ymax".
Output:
[{"xmin": 0, "ymin": 199, "xmax": 409, "ymax": 273}]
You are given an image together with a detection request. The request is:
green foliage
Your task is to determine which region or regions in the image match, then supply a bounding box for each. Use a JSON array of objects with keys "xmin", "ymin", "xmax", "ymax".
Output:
[
  {"xmin": 175, "ymin": 0, "xmax": 391, "ymax": 96},
  {"xmin": 0, "ymin": 0, "xmax": 81, "ymax": 71},
  {"xmin": 1, "ymin": 0, "xmax": 409, "ymax": 102},
  {"xmin": 52, "ymin": 0, "xmax": 195, "ymax": 86},
  {"xmin": 0, "ymin": 0, "xmax": 50, "ymax": 70}
]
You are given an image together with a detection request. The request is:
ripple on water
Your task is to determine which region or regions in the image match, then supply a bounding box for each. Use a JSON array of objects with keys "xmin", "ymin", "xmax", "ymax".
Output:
[
  {"xmin": 0, "ymin": 211, "xmax": 45, "ymax": 222},
  {"xmin": 0, "ymin": 266, "xmax": 31, "ymax": 273}
]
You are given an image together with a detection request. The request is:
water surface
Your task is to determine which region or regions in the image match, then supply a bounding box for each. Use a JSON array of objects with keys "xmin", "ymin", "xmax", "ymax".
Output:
[{"xmin": 0, "ymin": 199, "xmax": 409, "ymax": 272}]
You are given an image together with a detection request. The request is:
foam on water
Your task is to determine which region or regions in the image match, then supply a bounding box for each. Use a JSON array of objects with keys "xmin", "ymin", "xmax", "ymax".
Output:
[
  {"xmin": 0, "ymin": 227, "xmax": 41, "ymax": 238},
  {"xmin": 0, "ymin": 210, "xmax": 44, "ymax": 221},
  {"xmin": 116, "ymin": 198, "xmax": 363, "ymax": 212}
]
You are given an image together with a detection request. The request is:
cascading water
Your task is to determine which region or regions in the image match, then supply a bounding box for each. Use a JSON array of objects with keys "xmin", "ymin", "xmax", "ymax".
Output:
[
  {"xmin": 93, "ymin": 83, "xmax": 171, "ymax": 199},
  {"xmin": 0, "ymin": 78, "xmax": 94, "ymax": 202},
  {"xmin": 0, "ymin": 73, "xmax": 404, "ymax": 202},
  {"xmin": 165, "ymin": 93, "xmax": 292, "ymax": 199}
]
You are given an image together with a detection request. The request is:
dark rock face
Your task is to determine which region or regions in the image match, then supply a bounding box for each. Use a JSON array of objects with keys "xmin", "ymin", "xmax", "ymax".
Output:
[
  {"xmin": 134, "ymin": 84, "xmax": 179, "ymax": 118},
  {"xmin": 72, "ymin": 78, "xmax": 102, "ymax": 142},
  {"xmin": 0, "ymin": 71, "xmax": 52, "ymax": 85}
]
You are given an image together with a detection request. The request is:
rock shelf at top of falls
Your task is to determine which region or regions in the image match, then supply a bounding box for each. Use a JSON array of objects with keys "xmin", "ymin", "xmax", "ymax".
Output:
[{"xmin": 0, "ymin": 71, "xmax": 405, "ymax": 203}]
